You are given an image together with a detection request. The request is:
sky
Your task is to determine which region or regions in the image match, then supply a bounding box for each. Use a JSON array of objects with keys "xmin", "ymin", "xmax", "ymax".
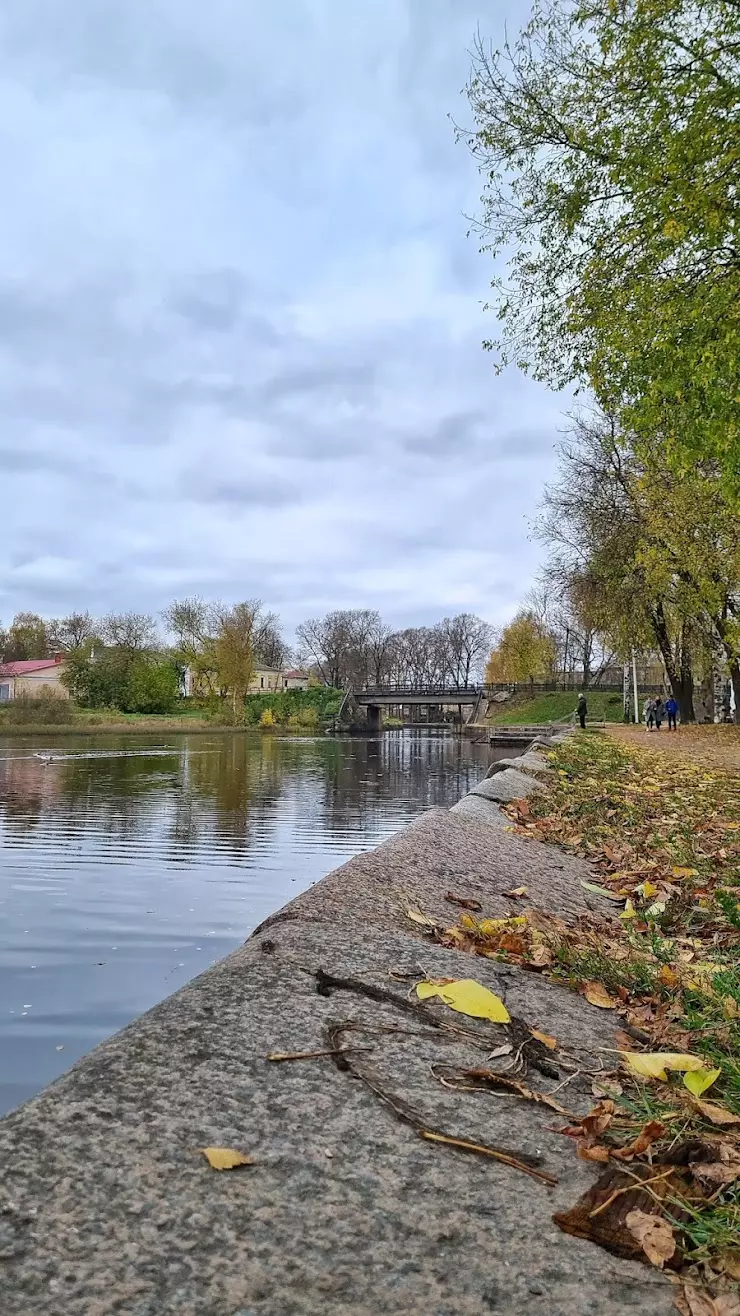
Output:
[{"xmin": 0, "ymin": 0, "xmax": 566, "ymax": 640}]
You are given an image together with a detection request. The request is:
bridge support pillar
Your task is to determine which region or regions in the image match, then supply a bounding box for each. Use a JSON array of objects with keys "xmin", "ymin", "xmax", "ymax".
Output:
[{"xmin": 366, "ymin": 703, "xmax": 383, "ymax": 732}]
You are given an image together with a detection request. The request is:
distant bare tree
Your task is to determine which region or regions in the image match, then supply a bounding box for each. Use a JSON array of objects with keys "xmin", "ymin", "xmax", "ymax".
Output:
[
  {"xmin": 253, "ymin": 609, "xmax": 289, "ymax": 669},
  {"xmin": 368, "ymin": 615, "xmax": 394, "ymax": 686},
  {"xmin": 440, "ymin": 614, "xmax": 495, "ymax": 688},
  {"xmin": 48, "ymin": 611, "xmax": 98, "ymax": 652},
  {"xmin": 296, "ymin": 610, "xmax": 380, "ymax": 688},
  {"xmin": 102, "ymin": 612, "xmax": 158, "ymax": 653}
]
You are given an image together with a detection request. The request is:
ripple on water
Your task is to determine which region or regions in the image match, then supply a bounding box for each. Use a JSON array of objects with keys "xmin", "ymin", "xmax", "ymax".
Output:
[{"xmin": 0, "ymin": 729, "xmax": 492, "ymax": 1114}]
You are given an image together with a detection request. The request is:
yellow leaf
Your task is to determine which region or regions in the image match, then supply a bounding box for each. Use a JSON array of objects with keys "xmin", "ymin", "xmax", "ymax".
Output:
[
  {"xmin": 200, "ymin": 1147, "xmax": 255, "ymax": 1171},
  {"xmin": 580, "ymin": 881, "xmax": 626, "ymax": 903},
  {"xmin": 530, "ymin": 1028, "xmax": 558, "ymax": 1050},
  {"xmin": 621, "ymin": 1051, "xmax": 710, "ymax": 1082},
  {"xmin": 619, "ymin": 899, "xmax": 637, "ymax": 920},
  {"xmin": 641, "ymin": 881, "xmax": 659, "ymax": 898},
  {"xmin": 460, "ymin": 912, "xmax": 480, "ymax": 930},
  {"xmin": 645, "ymin": 899, "xmax": 667, "ymax": 918},
  {"xmin": 404, "ymin": 905, "xmax": 438, "ymax": 928},
  {"xmin": 416, "ymin": 978, "xmax": 510, "ymax": 1023},
  {"xmin": 683, "ymin": 1068, "xmax": 721, "ymax": 1097},
  {"xmin": 476, "ymin": 916, "xmax": 526, "ymax": 935},
  {"xmin": 583, "ymin": 981, "xmax": 618, "ymax": 1009},
  {"xmin": 672, "ymin": 867, "xmax": 698, "ymax": 879},
  {"xmin": 722, "ymin": 997, "xmax": 739, "ymax": 1020},
  {"xmin": 659, "ymin": 964, "xmax": 680, "ymax": 989},
  {"xmin": 415, "ymin": 977, "xmax": 454, "ymax": 999}
]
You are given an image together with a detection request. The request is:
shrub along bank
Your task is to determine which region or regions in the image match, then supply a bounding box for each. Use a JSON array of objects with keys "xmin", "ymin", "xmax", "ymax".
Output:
[{"xmin": 243, "ymin": 686, "xmax": 343, "ymax": 730}]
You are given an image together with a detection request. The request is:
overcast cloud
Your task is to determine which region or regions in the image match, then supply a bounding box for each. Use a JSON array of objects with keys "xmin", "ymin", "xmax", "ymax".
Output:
[{"xmin": 0, "ymin": 0, "xmax": 564, "ymax": 637}]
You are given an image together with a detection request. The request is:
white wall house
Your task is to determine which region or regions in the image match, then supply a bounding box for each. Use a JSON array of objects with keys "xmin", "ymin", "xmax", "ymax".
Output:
[
  {"xmin": 0, "ymin": 656, "xmax": 69, "ymax": 702},
  {"xmin": 280, "ymin": 669, "xmax": 309, "ymax": 691}
]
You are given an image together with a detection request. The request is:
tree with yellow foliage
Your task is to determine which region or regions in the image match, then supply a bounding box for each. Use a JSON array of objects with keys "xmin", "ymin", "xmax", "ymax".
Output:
[{"xmin": 485, "ymin": 611, "xmax": 558, "ymax": 683}]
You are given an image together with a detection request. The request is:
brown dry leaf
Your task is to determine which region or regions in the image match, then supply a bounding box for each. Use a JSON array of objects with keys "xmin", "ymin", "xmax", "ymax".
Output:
[
  {"xmin": 530, "ymin": 1027, "xmax": 558, "ymax": 1051},
  {"xmin": 675, "ymin": 1286, "xmax": 740, "ymax": 1316},
  {"xmin": 501, "ymin": 885, "xmax": 529, "ymax": 898},
  {"xmin": 690, "ymin": 1144, "xmax": 740, "ymax": 1189},
  {"xmin": 592, "ymin": 1080, "xmax": 623, "ymax": 1100},
  {"xmin": 615, "ymin": 1030, "xmax": 637, "ymax": 1050},
  {"xmin": 714, "ymin": 1251, "xmax": 740, "ymax": 1282},
  {"xmin": 625, "ymin": 1209, "xmax": 676, "ymax": 1268},
  {"xmin": 200, "ymin": 1147, "xmax": 255, "ymax": 1171},
  {"xmin": 529, "ymin": 943, "xmax": 554, "ymax": 967},
  {"xmin": 581, "ymin": 1099, "xmax": 616, "ymax": 1139},
  {"xmin": 583, "ymin": 980, "xmax": 619, "ymax": 1010},
  {"xmin": 499, "ymin": 932, "xmax": 527, "ymax": 955},
  {"xmin": 554, "ymin": 1161, "xmax": 689, "ymax": 1262},
  {"xmin": 693, "ymin": 1099, "xmax": 740, "ymax": 1127},
  {"xmin": 611, "ymin": 1120, "xmax": 665, "ymax": 1161},
  {"xmin": 444, "ymin": 892, "xmax": 483, "ymax": 911},
  {"xmin": 578, "ymin": 1144, "xmax": 611, "ymax": 1163}
]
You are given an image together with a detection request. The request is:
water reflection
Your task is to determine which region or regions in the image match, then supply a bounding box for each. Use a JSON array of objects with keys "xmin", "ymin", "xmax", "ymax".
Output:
[{"xmin": 0, "ymin": 730, "xmax": 490, "ymax": 1114}]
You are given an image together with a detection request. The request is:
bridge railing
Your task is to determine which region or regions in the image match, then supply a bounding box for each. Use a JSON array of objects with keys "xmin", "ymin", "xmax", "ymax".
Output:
[
  {"xmin": 357, "ymin": 686, "xmax": 484, "ymax": 699},
  {"xmin": 354, "ymin": 681, "xmax": 665, "ymax": 699}
]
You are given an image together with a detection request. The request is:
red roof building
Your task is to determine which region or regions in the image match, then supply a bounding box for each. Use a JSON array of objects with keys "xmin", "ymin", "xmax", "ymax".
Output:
[{"xmin": 0, "ymin": 655, "xmax": 68, "ymax": 702}]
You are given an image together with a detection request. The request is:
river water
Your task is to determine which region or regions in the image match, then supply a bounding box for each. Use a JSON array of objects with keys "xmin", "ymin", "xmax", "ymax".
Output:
[{"xmin": 0, "ymin": 729, "xmax": 492, "ymax": 1115}]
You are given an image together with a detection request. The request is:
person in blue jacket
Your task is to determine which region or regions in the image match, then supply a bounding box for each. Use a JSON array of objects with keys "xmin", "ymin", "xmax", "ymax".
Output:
[{"xmin": 665, "ymin": 695, "xmax": 679, "ymax": 731}]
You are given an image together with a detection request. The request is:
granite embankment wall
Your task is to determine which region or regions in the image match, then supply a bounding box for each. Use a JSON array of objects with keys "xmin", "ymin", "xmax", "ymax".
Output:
[{"xmin": 0, "ymin": 734, "xmax": 674, "ymax": 1316}]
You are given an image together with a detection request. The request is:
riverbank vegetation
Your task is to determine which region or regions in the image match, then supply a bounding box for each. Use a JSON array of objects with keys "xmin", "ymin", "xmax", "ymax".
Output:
[
  {"xmin": 467, "ymin": 0, "xmax": 739, "ymax": 721},
  {"xmin": 487, "ymin": 690, "xmax": 624, "ymax": 726},
  {"xmin": 429, "ymin": 730, "xmax": 740, "ymax": 1289}
]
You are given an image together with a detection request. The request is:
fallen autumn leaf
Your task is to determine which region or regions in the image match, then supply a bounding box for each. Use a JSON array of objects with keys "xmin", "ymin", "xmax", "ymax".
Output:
[
  {"xmin": 583, "ymin": 980, "xmax": 619, "ymax": 1009},
  {"xmin": 416, "ymin": 977, "xmax": 510, "ymax": 1023},
  {"xmin": 200, "ymin": 1147, "xmax": 255, "ymax": 1171},
  {"xmin": 620, "ymin": 1051, "xmax": 710, "ymax": 1082},
  {"xmin": 625, "ymin": 1209, "xmax": 676, "ymax": 1268}
]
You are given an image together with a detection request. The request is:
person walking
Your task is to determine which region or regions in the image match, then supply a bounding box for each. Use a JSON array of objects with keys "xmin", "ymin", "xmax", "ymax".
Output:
[
  {"xmin": 644, "ymin": 697, "xmax": 655, "ymax": 730},
  {"xmin": 653, "ymin": 696, "xmax": 665, "ymax": 731},
  {"xmin": 576, "ymin": 692, "xmax": 588, "ymax": 729},
  {"xmin": 665, "ymin": 695, "xmax": 679, "ymax": 731}
]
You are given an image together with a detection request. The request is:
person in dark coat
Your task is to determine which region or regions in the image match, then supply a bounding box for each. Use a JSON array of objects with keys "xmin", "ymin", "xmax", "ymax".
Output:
[
  {"xmin": 576, "ymin": 693, "xmax": 587, "ymax": 729},
  {"xmin": 665, "ymin": 695, "xmax": 679, "ymax": 731},
  {"xmin": 653, "ymin": 696, "xmax": 665, "ymax": 730}
]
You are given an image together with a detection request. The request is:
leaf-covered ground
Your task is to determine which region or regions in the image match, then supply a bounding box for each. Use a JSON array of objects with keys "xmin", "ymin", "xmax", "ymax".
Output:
[
  {"xmin": 608, "ymin": 723, "xmax": 740, "ymax": 776},
  {"xmin": 421, "ymin": 729, "xmax": 740, "ymax": 1300}
]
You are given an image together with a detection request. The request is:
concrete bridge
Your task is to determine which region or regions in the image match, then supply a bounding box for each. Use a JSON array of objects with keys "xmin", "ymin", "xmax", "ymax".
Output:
[{"xmin": 352, "ymin": 685, "xmax": 484, "ymax": 730}]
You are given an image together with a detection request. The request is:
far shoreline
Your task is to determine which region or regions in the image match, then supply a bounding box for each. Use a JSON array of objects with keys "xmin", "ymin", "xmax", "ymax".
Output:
[{"xmin": 0, "ymin": 720, "xmax": 326, "ymax": 739}]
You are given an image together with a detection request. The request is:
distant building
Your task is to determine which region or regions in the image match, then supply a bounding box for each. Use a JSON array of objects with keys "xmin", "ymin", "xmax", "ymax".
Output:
[
  {"xmin": 0, "ymin": 655, "xmax": 69, "ymax": 703},
  {"xmin": 249, "ymin": 667, "xmax": 284, "ymax": 693},
  {"xmin": 179, "ymin": 665, "xmax": 311, "ymax": 699},
  {"xmin": 280, "ymin": 669, "xmax": 309, "ymax": 691}
]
